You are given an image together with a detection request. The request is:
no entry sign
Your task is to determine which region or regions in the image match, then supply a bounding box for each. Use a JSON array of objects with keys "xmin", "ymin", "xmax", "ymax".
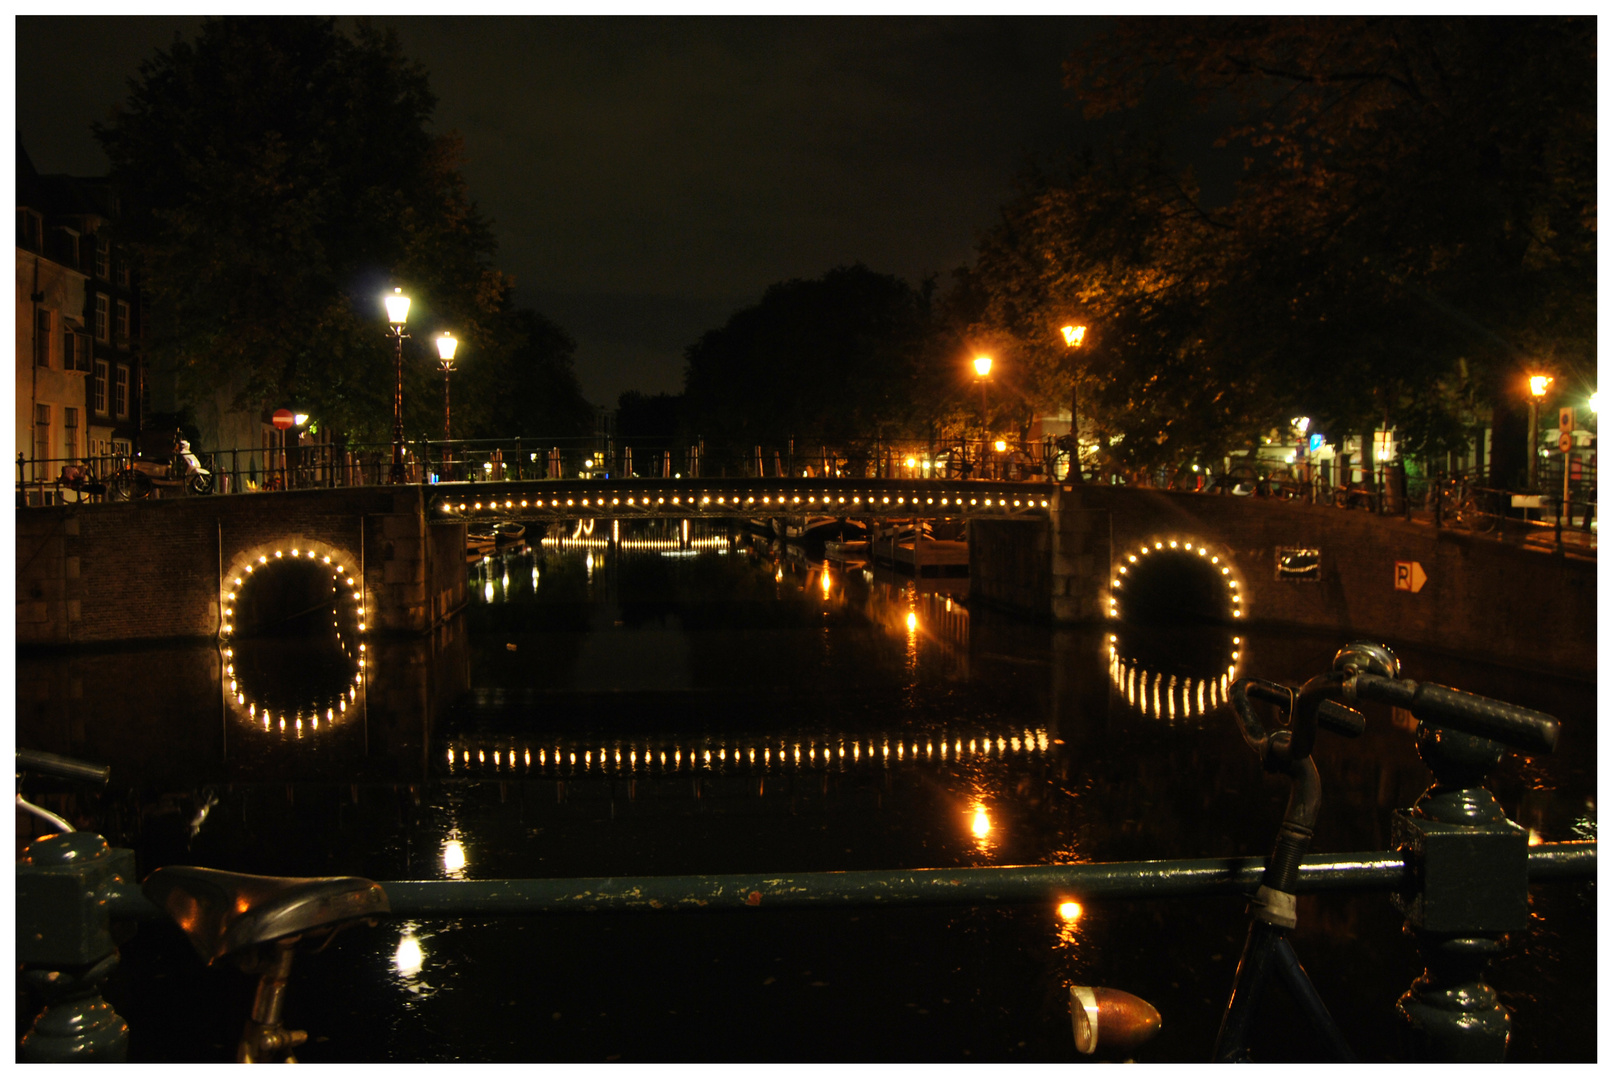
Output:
[{"xmin": 272, "ymin": 409, "xmax": 295, "ymax": 430}]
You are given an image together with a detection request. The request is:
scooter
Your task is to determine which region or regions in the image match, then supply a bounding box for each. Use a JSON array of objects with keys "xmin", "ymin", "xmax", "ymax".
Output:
[{"xmin": 109, "ymin": 440, "xmax": 215, "ymax": 500}]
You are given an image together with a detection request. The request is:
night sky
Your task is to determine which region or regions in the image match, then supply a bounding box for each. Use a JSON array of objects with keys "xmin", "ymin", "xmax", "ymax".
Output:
[{"xmin": 17, "ymin": 16, "xmax": 1152, "ymax": 408}]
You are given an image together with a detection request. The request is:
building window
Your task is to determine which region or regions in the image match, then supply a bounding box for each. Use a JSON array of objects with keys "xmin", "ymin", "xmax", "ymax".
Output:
[
  {"xmin": 116, "ymin": 260, "xmax": 130, "ymax": 288},
  {"xmin": 95, "ymin": 234, "xmax": 111, "ymax": 279},
  {"xmin": 17, "ymin": 209, "xmax": 41, "ymax": 250},
  {"xmin": 94, "ymin": 295, "xmax": 109, "ymax": 341},
  {"xmin": 115, "ymin": 300, "xmax": 130, "ymax": 344},
  {"xmin": 61, "ymin": 327, "xmax": 75, "ymax": 371},
  {"xmin": 63, "ymin": 408, "xmax": 79, "ymax": 461},
  {"xmin": 35, "ymin": 404, "xmax": 51, "ymax": 461},
  {"xmin": 115, "ymin": 365, "xmax": 129, "ymax": 420},
  {"xmin": 76, "ymin": 332, "xmax": 93, "ymax": 372},
  {"xmin": 94, "ymin": 361, "xmax": 109, "ymax": 414},
  {"xmin": 35, "ymin": 309, "xmax": 52, "ymax": 367}
]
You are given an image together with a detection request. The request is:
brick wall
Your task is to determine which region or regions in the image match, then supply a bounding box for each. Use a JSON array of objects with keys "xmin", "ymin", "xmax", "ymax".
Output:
[
  {"xmin": 971, "ymin": 485, "xmax": 1596, "ymax": 679},
  {"xmin": 16, "ymin": 487, "xmax": 468, "ymax": 647}
]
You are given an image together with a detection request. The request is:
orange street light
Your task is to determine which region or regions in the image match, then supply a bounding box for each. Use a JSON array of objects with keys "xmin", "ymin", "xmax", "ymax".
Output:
[
  {"xmin": 1061, "ymin": 324, "xmax": 1087, "ymax": 347},
  {"xmin": 973, "ymin": 355, "xmax": 993, "ymax": 378},
  {"xmin": 1527, "ymin": 373, "xmax": 1554, "ymax": 489}
]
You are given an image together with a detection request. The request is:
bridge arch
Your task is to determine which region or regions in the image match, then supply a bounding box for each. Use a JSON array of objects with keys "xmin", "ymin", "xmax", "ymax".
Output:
[
  {"xmin": 219, "ymin": 539, "xmax": 369, "ymax": 739},
  {"xmin": 1106, "ymin": 535, "xmax": 1246, "ymax": 625}
]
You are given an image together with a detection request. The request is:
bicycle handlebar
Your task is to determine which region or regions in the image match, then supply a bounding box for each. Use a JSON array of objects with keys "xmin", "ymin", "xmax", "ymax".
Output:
[
  {"xmin": 15, "ymin": 748, "xmax": 111, "ymax": 785},
  {"xmin": 1349, "ymin": 674, "xmax": 1560, "ymax": 754}
]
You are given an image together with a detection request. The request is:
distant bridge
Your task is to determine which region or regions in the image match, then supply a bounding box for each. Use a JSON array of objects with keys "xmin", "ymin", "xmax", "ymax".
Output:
[{"xmin": 428, "ymin": 476, "xmax": 1053, "ymax": 525}]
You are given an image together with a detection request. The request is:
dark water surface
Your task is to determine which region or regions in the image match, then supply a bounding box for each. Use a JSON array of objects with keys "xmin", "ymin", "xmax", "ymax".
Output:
[{"xmin": 15, "ymin": 533, "xmax": 1597, "ymax": 1062}]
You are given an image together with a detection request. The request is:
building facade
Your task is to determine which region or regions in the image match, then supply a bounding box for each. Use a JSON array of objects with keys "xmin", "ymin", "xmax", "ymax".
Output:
[{"xmin": 16, "ymin": 140, "xmax": 145, "ymax": 503}]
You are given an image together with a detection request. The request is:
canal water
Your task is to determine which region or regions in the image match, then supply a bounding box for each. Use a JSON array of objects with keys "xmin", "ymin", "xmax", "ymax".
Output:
[{"xmin": 15, "ymin": 525, "xmax": 1597, "ymax": 1062}]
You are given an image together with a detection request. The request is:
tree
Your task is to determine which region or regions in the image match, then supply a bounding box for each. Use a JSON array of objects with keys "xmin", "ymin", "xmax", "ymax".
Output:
[
  {"xmin": 455, "ymin": 308, "xmax": 595, "ymax": 441},
  {"xmin": 94, "ymin": 16, "xmax": 511, "ymax": 443},
  {"xmin": 1059, "ymin": 16, "xmax": 1595, "ymax": 478},
  {"xmin": 680, "ymin": 265, "xmax": 933, "ymax": 461}
]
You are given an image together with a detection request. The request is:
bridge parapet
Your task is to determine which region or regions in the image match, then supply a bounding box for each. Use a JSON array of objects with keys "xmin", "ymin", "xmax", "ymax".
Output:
[{"xmin": 429, "ymin": 476, "xmax": 1054, "ymax": 524}]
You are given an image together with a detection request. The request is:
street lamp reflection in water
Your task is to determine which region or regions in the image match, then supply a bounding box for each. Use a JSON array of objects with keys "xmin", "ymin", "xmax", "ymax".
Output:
[
  {"xmin": 442, "ymin": 838, "xmax": 467, "ymax": 877},
  {"xmin": 969, "ymin": 803, "xmax": 994, "ymax": 855},
  {"xmin": 394, "ymin": 928, "xmax": 425, "ymax": 979}
]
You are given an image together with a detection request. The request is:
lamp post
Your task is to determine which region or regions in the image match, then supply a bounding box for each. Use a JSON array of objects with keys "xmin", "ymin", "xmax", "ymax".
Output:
[
  {"xmin": 1061, "ymin": 324, "xmax": 1087, "ymax": 481},
  {"xmin": 384, "ymin": 288, "xmax": 411, "ymax": 484},
  {"xmin": 1527, "ymin": 374, "xmax": 1552, "ymax": 490},
  {"xmin": 973, "ymin": 356, "xmax": 993, "ymax": 479},
  {"xmin": 436, "ymin": 332, "xmax": 458, "ymax": 480}
]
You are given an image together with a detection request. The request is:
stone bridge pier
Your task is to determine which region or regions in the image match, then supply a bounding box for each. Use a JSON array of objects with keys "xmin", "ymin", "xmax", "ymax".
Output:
[
  {"xmin": 970, "ymin": 483, "xmax": 1595, "ymax": 679},
  {"xmin": 16, "ymin": 487, "xmax": 468, "ymax": 647}
]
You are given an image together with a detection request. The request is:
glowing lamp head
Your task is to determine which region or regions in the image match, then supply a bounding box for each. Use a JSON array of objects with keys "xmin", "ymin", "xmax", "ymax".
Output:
[
  {"xmin": 1590, "ymin": 392, "xmax": 1599, "ymax": 414},
  {"xmin": 436, "ymin": 331, "xmax": 458, "ymax": 361},
  {"xmin": 293, "ymin": 413, "xmax": 309, "ymax": 426},
  {"xmin": 384, "ymin": 288, "xmax": 411, "ymax": 327},
  {"xmin": 1529, "ymin": 374, "xmax": 1553, "ymax": 398},
  {"xmin": 974, "ymin": 355, "xmax": 993, "ymax": 378},
  {"xmin": 1061, "ymin": 324, "xmax": 1086, "ymax": 347},
  {"xmin": 994, "ymin": 439, "xmax": 1007, "ymax": 452}
]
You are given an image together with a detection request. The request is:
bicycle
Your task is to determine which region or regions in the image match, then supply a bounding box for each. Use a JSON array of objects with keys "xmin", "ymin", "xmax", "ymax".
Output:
[
  {"xmin": 1068, "ymin": 640, "xmax": 1564, "ymax": 1062},
  {"xmin": 17, "ymin": 748, "xmax": 387, "ymax": 1063}
]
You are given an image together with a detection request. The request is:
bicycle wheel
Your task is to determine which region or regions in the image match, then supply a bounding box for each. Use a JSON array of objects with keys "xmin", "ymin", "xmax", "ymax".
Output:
[
  {"xmin": 108, "ymin": 470, "xmax": 149, "ymax": 500},
  {"xmin": 1465, "ymin": 494, "xmax": 1500, "ymax": 534}
]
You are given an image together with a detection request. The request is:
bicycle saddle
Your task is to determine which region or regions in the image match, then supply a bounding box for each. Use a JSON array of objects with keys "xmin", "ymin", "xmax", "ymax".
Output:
[{"xmin": 143, "ymin": 866, "xmax": 389, "ymax": 963}]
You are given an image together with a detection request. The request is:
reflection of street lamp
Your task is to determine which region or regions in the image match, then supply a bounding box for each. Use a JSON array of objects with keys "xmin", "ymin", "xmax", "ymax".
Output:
[
  {"xmin": 436, "ymin": 332, "xmax": 458, "ymax": 478},
  {"xmin": 384, "ymin": 288, "xmax": 411, "ymax": 484},
  {"xmin": 1528, "ymin": 373, "xmax": 1552, "ymax": 489}
]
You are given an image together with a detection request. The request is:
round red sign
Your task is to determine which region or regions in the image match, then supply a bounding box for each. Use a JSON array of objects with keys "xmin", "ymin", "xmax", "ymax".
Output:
[{"xmin": 272, "ymin": 409, "xmax": 295, "ymax": 430}]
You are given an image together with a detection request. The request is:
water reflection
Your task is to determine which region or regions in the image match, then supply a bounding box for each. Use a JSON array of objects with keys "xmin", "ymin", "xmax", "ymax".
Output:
[
  {"xmin": 1107, "ymin": 628, "xmax": 1240, "ymax": 723},
  {"xmin": 442, "ymin": 837, "xmax": 468, "ymax": 877},
  {"xmin": 443, "ymin": 727, "xmax": 1052, "ymax": 778},
  {"xmin": 394, "ymin": 928, "xmax": 425, "ymax": 979}
]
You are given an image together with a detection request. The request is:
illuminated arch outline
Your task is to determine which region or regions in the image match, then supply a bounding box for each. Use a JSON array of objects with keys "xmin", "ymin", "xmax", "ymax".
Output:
[
  {"xmin": 218, "ymin": 541, "xmax": 369, "ymax": 738},
  {"xmin": 1106, "ymin": 632, "xmax": 1243, "ymax": 722},
  {"xmin": 1104, "ymin": 537, "xmax": 1246, "ymax": 622}
]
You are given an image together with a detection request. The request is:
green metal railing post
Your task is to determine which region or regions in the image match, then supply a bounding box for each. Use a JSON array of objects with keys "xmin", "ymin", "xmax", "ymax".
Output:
[
  {"xmin": 1391, "ymin": 722, "xmax": 1531, "ymax": 1061},
  {"xmin": 16, "ymin": 833, "xmax": 137, "ymax": 1061}
]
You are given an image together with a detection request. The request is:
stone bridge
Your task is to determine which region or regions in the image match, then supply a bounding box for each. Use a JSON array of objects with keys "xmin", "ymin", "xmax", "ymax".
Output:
[{"xmin": 15, "ymin": 477, "xmax": 1595, "ymax": 678}]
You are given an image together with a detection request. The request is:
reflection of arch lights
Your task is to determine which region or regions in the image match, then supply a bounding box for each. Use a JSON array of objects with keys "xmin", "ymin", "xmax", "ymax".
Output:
[
  {"xmin": 443, "ymin": 726, "xmax": 1052, "ymax": 777},
  {"xmin": 219, "ymin": 540, "xmax": 368, "ymax": 738},
  {"xmin": 1107, "ymin": 539, "xmax": 1244, "ymax": 621},
  {"xmin": 1107, "ymin": 634, "xmax": 1241, "ymax": 722}
]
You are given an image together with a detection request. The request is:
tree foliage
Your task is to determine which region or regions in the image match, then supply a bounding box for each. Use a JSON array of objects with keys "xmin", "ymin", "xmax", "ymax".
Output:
[
  {"xmin": 455, "ymin": 308, "xmax": 595, "ymax": 441},
  {"xmin": 95, "ymin": 16, "xmax": 514, "ymax": 442},
  {"xmin": 680, "ymin": 265, "xmax": 937, "ymax": 455},
  {"xmin": 967, "ymin": 16, "xmax": 1595, "ymax": 474}
]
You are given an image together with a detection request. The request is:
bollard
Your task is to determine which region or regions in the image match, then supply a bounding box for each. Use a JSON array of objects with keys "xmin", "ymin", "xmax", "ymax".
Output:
[
  {"xmin": 1391, "ymin": 724, "xmax": 1529, "ymax": 1061},
  {"xmin": 16, "ymin": 832, "xmax": 137, "ymax": 1061}
]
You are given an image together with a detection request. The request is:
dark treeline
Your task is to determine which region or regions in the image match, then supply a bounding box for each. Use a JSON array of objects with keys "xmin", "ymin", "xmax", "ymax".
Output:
[
  {"xmin": 95, "ymin": 16, "xmax": 596, "ymax": 447},
  {"xmin": 631, "ymin": 16, "xmax": 1594, "ymax": 487}
]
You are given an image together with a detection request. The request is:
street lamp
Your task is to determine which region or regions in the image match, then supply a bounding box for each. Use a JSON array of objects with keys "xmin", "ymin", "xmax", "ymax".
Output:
[
  {"xmin": 384, "ymin": 288, "xmax": 411, "ymax": 484},
  {"xmin": 436, "ymin": 331, "xmax": 459, "ymax": 478},
  {"xmin": 973, "ymin": 356, "xmax": 993, "ymax": 477},
  {"xmin": 1527, "ymin": 373, "xmax": 1552, "ymax": 489},
  {"xmin": 1061, "ymin": 325, "xmax": 1088, "ymax": 481}
]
